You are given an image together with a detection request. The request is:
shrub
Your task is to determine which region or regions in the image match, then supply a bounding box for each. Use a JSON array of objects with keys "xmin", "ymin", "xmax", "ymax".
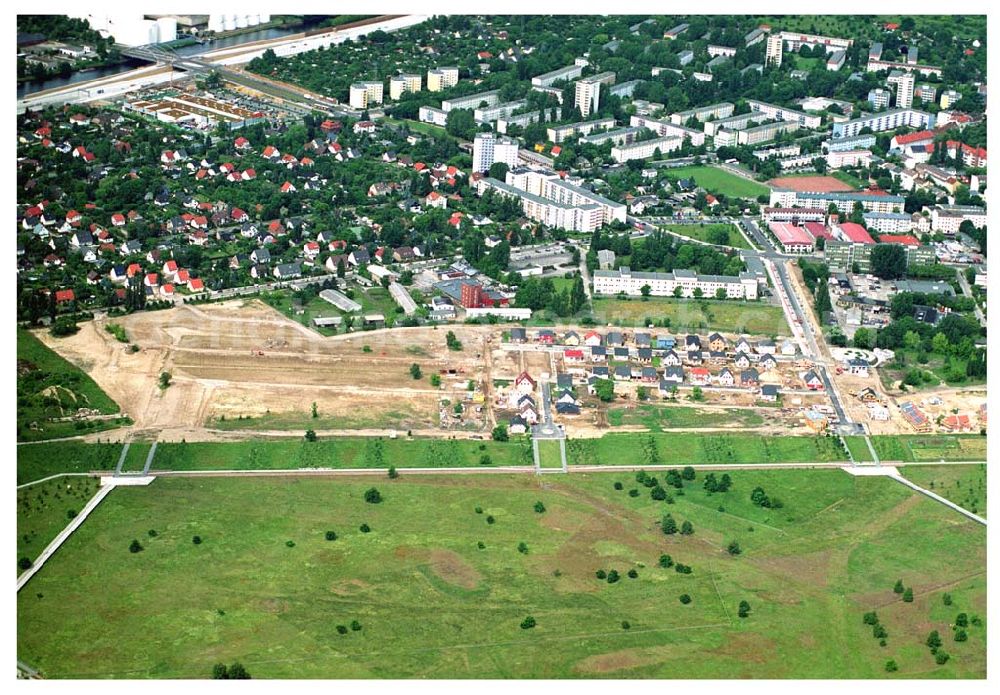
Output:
[
  {"xmin": 534, "ymin": 501, "xmax": 546, "ymax": 513},
  {"xmin": 679, "ymin": 594, "xmax": 692, "ymax": 604},
  {"xmin": 680, "ymin": 520, "xmax": 694, "ymax": 535},
  {"xmin": 285, "ymin": 540, "xmax": 295, "ymax": 548},
  {"xmin": 955, "ymin": 613, "xmax": 968, "ymax": 628},
  {"xmin": 935, "ymin": 651, "xmax": 949, "ymax": 665},
  {"xmin": 621, "ymin": 621, "xmax": 631, "ymax": 630},
  {"xmin": 486, "ymin": 515, "xmax": 495, "ymax": 525},
  {"xmin": 873, "ymin": 624, "xmax": 888, "ymax": 640},
  {"xmin": 607, "ymin": 570, "xmax": 620, "ymax": 584},
  {"xmin": 67, "ymin": 509, "xmax": 77, "ymax": 519},
  {"xmin": 148, "ymin": 529, "xmax": 158, "ymax": 537},
  {"xmin": 727, "ymin": 540, "xmax": 741, "ymax": 555},
  {"xmin": 520, "ymin": 616, "xmax": 536, "ymax": 629},
  {"xmin": 627, "ymin": 569, "xmax": 638, "ymax": 579},
  {"xmin": 475, "ymin": 506, "xmax": 483, "ymax": 514},
  {"xmin": 893, "ymin": 579, "xmax": 904, "ymax": 594},
  {"xmin": 613, "ymin": 481, "xmax": 623, "ymax": 490},
  {"xmin": 305, "ymin": 429, "xmax": 317, "ymax": 442},
  {"xmin": 902, "ymin": 587, "xmax": 913, "ymax": 602},
  {"xmin": 325, "ymin": 531, "xmax": 337, "ymax": 541},
  {"xmin": 18, "ymin": 557, "xmax": 32, "ymax": 571},
  {"xmin": 350, "ymin": 620, "xmax": 362, "ymax": 631},
  {"xmin": 942, "ymin": 593, "xmax": 953, "ymax": 606},
  {"xmin": 477, "ymin": 541, "xmax": 485, "ymax": 549},
  {"xmin": 129, "ymin": 539, "xmax": 143, "ymax": 553},
  {"xmin": 658, "ymin": 554, "xmax": 673, "ymax": 568},
  {"xmin": 596, "ymin": 569, "xmax": 607, "ymax": 579},
  {"xmin": 388, "ymin": 466, "xmax": 398, "ymax": 479},
  {"xmin": 192, "ymin": 535, "xmax": 202, "ymax": 545},
  {"xmin": 359, "ymin": 524, "xmax": 371, "ymax": 533},
  {"xmin": 954, "ymin": 629, "xmax": 967, "ymax": 642},
  {"xmin": 364, "ymin": 487, "xmax": 383, "ymax": 504},
  {"xmin": 628, "ymin": 488, "xmax": 639, "ymax": 497},
  {"xmin": 863, "ymin": 611, "xmax": 879, "ymax": 626},
  {"xmin": 336, "ymin": 625, "xmax": 348, "ymax": 635},
  {"xmin": 885, "ymin": 660, "xmax": 898, "ymax": 673},
  {"xmin": 517, "ymin": 542, "xmax": 528, "ymax": 554},
  {"xmin": 738, "ymin": 600, "xmax": 751, "ymax": 618}
]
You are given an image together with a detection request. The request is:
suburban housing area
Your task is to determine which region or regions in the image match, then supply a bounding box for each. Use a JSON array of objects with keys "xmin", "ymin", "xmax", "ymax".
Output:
[{"xmin": 15, "ymin": 12, "xmax": 987, "ymax": 683}]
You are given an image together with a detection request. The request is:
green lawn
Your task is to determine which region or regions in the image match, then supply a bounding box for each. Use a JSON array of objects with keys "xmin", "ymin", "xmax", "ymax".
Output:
[
  {"xmin": 831, "ymin": 170, "xmax": 865, "ymax": 189},
  {"xmin": 17, "ymin": 328, "xmax": 127, "ymax": 442},
  {"xmin": 568, "ymin": 432, "xmax": 847, "ymax": 466},
  {"xmin": 607, "ymin": 405, "xmax": 764, "ymax": 431},
  {"xmin": 119, "ymin": 443, "xmax": 153, "ymax": 473},
  {"xmin": 844, "ymin": 435, "xmax": 987, "ymax": 463},
  {"xmin": 536, "ymin": 439, "xmax": 564, "ymax": 469},
  {"xmin": 381, "ymin": 117, "xmax": 456, "ymax": 140},
  {"xmin": 661, "ymin": 223, "xmax": 750, "ymax": 250},
  {"xmin": 662, "ymin": 166, "xmax": 770, "ymax": 199},
  {"xmin": 211, "ymin": 407, "xmax": 431, "ymax": 432},
  {"xmin": 17, "ymin": 470, "xmax": 985, "ymax": 678},
  {"xmin": 591, "ymin": 297, "xmax": 789, "ymax": 335},
  {"xmin": 899, "ymin": 464, "xmax": 986, "ymax": 517},
  {"xmin": 17, "ymin": 442, "xmax": 123, "ymax": 485},
  {"xmin": 17, "ymin": 476, "xmax": 101, "ymax": 570}
]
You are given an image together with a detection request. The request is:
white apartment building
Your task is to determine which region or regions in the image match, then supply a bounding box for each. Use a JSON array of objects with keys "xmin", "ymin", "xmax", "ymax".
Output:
[
  {"xmin": 862, "ymin": 212, "xmax": 914, "ymax": 234},
  {"xmin": 531, "ymin": 63, "xmax": 584, "ymax": 87},
  {"xmin": 594, "ymin": 267, "xmax": 759, "ymax": 300},
  {"xmin": 746, "ymin": 100, "xmax": 822, "ymax": 129},
  {"xmin": 441, "ymin": 90, "xmax": 499, "ymax": 112},
  {"xmin": 475, "ymin": 175, "xmax": 623, "ymax": 233},
  {"xmin": 389, "ymin": 74, "xmax": 422, "ymax": 101},
  {"xmin": 349, "ymin": 82, "xmax": 383, "ymax": 109},
  {"xmin": 826, "ymin": 149, "xmax": 873, "ymax": 169},
  {"xmin": 770, "ymin": 189, "xmax": 905, "ymax": 214},
  {"xmin": 832, "ymin": 108, "xmax": 934, "ymax": 138},
  {"xmin": 472, "ymin": 132, "xmax": 520, "ymax": 173},
  {"xmin": 868, "ymin": 88, "xmax": 891, "ymax": 109},
  {"xmin": 418, "ymin": 105, "xmax": 448, "ymax": 127},
  {"xmin": 737, "ymin": 121, "xmax": 802, "ymax": 146},
  {"xmin": 670, "ymin": 102, "xmax": 734, "ymax": 126},
  {"xmin": 426, "ymin": 67, "xmax": 459, "ymax": 92},
  {"xmin": 497, "ymin": 107, "xmax": 561, "ymax": 134},
  {"xmin": 765, "ymin": 34, "xmax": 783, "ymax": 66},
  {"xmin": 708, "ymin": 45, "xmax": 738, "ymax": 58},
  {"xmin": 611, "ymin": 136, "xmax": 683, "ymax": 162},
  {"xmin": 474, "ymin": 100, "xmax": 527, "ymax": 123},
  {"xmin": 940, "ymin": 89, "xmax": 962, "ymax": 109},
  {"xmin": 895, "ymin": 72, "xmax": 915, "ymax": 109},
  {"xmin": 575, "ymin": 71, "xmax": 616, "ymax": 117},
  {"xmin": 703, "ymin": 110, "xmax": 769, "ymax": 137},
  {"xmin": 930, "ymin": 205, "xmax": 987, "ymax": 232},
  {"xmin": 915, "ymin": 84, "xmax": 937, "ymax": 104},
  {"xmin": 754, "ymin": 143, "xmax": 801, "ymax": 160},
  {"xmin": 546, "ymin": 117, "xmax": 615, "ymax": 144},
  {"xmin": 629, "ymin": 115, "xmax": 706, "ymax": 146},
  {"xmin": 579, "ymin": 126, "xmax": 641, "ymax": 147},
  {"xmin": 824, "ymin": 133, "xmax": 877, "ymax": 152},
  {"xmin": 826, "ymin": 50, "xmax": 846, "ymax": 71}
]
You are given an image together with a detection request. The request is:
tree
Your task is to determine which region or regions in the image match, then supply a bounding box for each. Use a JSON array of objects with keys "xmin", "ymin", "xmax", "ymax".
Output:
[
  {"xmin": 488, "ymin": 161, "xmax": 510, "ymax": 180},
  {"xmin": 680, "ymin": 520, "xmax": 694, "ymax": 535},
  {"xmin": 679, "ymin": 594, "xmax": 692, "ymax": 604},
  {"xmin": 863, "ymin": 611, "xmax": 879, "ymax": 626},
  {"xmin": 738, "ymin": 600, "xmax": 751, "ymax": 618},
  {"xmin": 158, "ymin": 371, "xmax": 172, "ymax": 389},
  {"xmin": 534, "ymin": 501, "xmax": 546, "ymax": 513},
  {"xmin": 885, "ymin": 660, "xmax": 898, "ymax": 673},
  {"xmin": 662, "ymin": 514, "xmax": 678, "ymax": 535},
  {"xmin": 227, "ymin": 662, "xmax": 251, "ymax": 679},
  {"xmin": 606, "ymin": 569, "xmax": 620, "ymax": 583},
  {"xmin": 955, "ymin": 613, "xmax": 968, "ymax": 628},
  {"xmin": 640, "ymin": 284, "xmax": 652, "ymax": 298},
  {"xmin": 364, "ymin": 488, "xmax": 382, "ymax": 504},
  {"xmin": 517, "ymin": 541, "xmax": 529, "ymax": 554},
  {"xmin": 954, "ymin": 629, "xmax": 968, "ymax": 642},
  {"xmin": 681, "ymin": 466, "xmax": 696, "ymax": 480},
  {"xmin": 871, "ymin": 244, "xmax": 908, "ymax": 279},
  {"xmin": 305, "ymin": 429, "xmax": 317, "ymax": 442},
  {"xmin": 594, "ymin": 377, "xmax": 615, "ymax": 402},
  {"xmin": 325, "ymin": 530, "xmax": 337, "ymax": 541},
  {"xmin": 935, "ymin": 651, "xmax": 950, "ymax": 665},
  {"xmin": 492, "ymin": 424, "xmax": 509, "ymax": 441},
  {"xmin": 520, "ymin": 616, "xmax": 536, "ymax": 629},
  {"xmin": 658, "ymin": 554, "xmax": 673, "ymax": 568},
  {"xmin": 351, "ymin": 620, "xmax": 362, "ymax": 631},
  {"xmin": 727, "ymin": 540, "xmax": 742, "ymax": 555},
  {"xmin": 902, "ymin": 587, "xmax": 914, "ymax": 602},
  {"xmin": 388, "ymin": 466, "xmax": 399, "ymax": 479},
  {"xmin": 359, "ymin": 523, "xmax": 372, "ymax": 533},
  {"xmin": 893, "ymin": 579, "xmax": 905, "ymax": 594},
  {"xmin": 18, "ymin": 557, "xmax": 32, "ymax": 571},
  {"xmin": 410, "ymin": 363, "xmax": 422, "ymax": 379},
  {"xmin": 430, "ymin": 374, "xmax": 442, "ymax": 387},
  {"xmin": 926, "ymin": 630, "xmax": 942, "ymax": 649},
  {"xmin": 311, "ymin": 401, "xmax": 318, "ymax": 418},
  {"xmin": 446, "ymin": 331, "xmax": 462, "ymax": 351},
  {"xmin": 192, "ymin": 535, "xmax": 202, "ymax": 545},
  {"xmin": 853, "ymin": 327, "xmax": 876, "ymax": 350},
  {"xmin": 129, "ymin": 539, "xmax": 143, "ymax": 553}
]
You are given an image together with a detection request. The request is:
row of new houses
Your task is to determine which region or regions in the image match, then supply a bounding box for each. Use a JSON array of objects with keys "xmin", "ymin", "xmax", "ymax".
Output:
[{"xmin": 509, "ymin": 328, "xmax": 797, "ymax": 357}]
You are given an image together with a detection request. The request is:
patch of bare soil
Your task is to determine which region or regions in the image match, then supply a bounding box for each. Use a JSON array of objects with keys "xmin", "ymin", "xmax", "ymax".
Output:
[
  {"xmin": 427, "ymin": 549, "xmax": 481, "ymax": 589},
  {"xmin": 573, "ymin": 646, "xmax": 675, "ymax": 675}
]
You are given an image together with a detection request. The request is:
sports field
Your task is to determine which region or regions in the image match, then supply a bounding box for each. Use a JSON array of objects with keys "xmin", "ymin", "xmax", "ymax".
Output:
[
  {"xmin": 17, "ymin": 471, "xmax": 985, "ymax": 678},
  {"xmin": 592, "ymin": 296, "xmax": 789, "ymax": 335},
  {"xmin": 663, "ymin": 166, "xmax": 770, "ymax": 199},
  {"xmin": 767, "ymin": 175, "xmax": 855, "ymax": 193},
  {"xmin": 661, "ymin": 223, "xmax": 751, "ymax": 250}
]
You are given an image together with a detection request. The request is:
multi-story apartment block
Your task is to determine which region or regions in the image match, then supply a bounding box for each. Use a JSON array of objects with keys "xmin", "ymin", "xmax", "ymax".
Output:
[
  {"xmin": 472, "ymin": 132, "xmax": 520, "ymax": 173},
  {"xmin": 823, "ymin": 133, "xmax": 877, "ymax": 152},
  {"xmin": 474, "ymin": 99, "xmax": 528, "ymax": 123},
  {"xmin": 579, "ymin": 126, "xmax": 642, "ymax": 147},
  {"xmin": 746, "ymin": 100, "xmax": 822, "ymax": 129},
  {"xmin": 575, "ymin": 71, "xmax": 616, "ymax": 117},
  {"xmin": 930, "ymin": 205, "xmax": 987, "ymax": 232},
  {"xmin": 593, "ymin": 266, "xmax": 759, "ymax": 300},
  {"xmin": 770, "ymin": 189, "xmax": 905, "ymax": 214},
  {"xmin": 831, "ymin": 108, "xmax": 934, "ymax": 138},
  {"xmin": 670, "ymin": 102, "xmax": 734, "ymax": 126},
  {"xmin": 940, "ymin": 89, "xmax": 962, "ymax": 109},
  {"xmin": 497, "ymin": 107, "xmax": 562, "ymax": 134},
  {"xmin": 611, "ymin": 136, "xmax": 683, "ymax": 162},
  {"xmin": 866, "ymin": 58, "xmax": 943, "ymax": 77},
  {"xmin": 868, "ymin": 88, "xmax": 891, "ymax": 109},
  {"xmin": 531, "ymin": 64, "xmax": 584, "ymax": 87},
  {"xmin": 895, "ymin": 72, "xmax": 915, "ymax": 109},
  {"xmin": 546, "ymin": 117, "xmax": 615, "ymax": 144},
  {"xmin": 629, "ymin": 116, "xmax": 706, "ymax": 146},
  {"xmin": 703, "ymin": 110, "xmax": 769, "ymax": 137},
  {"xmin": 765, "ymin": 34, "xmax": 783, "ymax": 66},
  {"xmin": 915, "ymin": 84, "xmax": 937, "ymax": 104},
  {"xmin": 736, "ymin": 121, "xmax": 802, "ymax": 146},
  {"xmin": 441, "ymin": 90, "xmax": 499, "ymax": 112},
  {"xmin": 389, "ymin": 74, "xmax": 422, "ymax": 100},
  {"xmin": 862, "ymin": 212, "xmax": 914, "ymax": 234},
  {"xmin": 418, "ymin": 105, "xmax": 448, "ymax": 127},
  {"xmin": 349, "ymin": 82, "xmax": 383, "ymax": 109},
  {"xmin": 426, "ymin": 67, "xmax": 459, "ymax": 92},
  {"xmin": 708, "ymin": 45, "xmax": 738, "ymax": 58},
  {"xmin": 826, "ymin": 149, "xmax": 873, "ymax": 169}
]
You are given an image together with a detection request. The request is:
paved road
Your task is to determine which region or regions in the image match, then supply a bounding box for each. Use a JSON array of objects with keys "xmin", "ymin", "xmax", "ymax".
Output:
[
  {"xmin": 891, "ymin": 473, "xmax": 987, "ymax": 525},
  {"xmin": 954, "ymin": 266, "xmax": 987, "ymax": 327}
]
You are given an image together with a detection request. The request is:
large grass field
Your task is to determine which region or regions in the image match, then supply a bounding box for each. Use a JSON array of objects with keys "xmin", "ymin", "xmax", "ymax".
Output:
[
  {"xmin": 17, "ymin": 476, "xmax": 101, "ymax": 569},
  {"xmin": 899, "ymin": 464, "xmax": 986, "ymax": 517},
  {"xmin": 843, "ymin": 435, "xmax": 987, "ymax": 464},
  {"xmin": 662, "ymin": 166, "xmax": 770, "ymax": 199},
  {"xmin": 661, "ymin": 223, "xmax": 751, "ymax": 250},
  {"xmin": 592, "ymin": 297, "xmax": 789, "ymax": 335},
  {"xmin": 17, "ymin": 471, "xmax": 985, "ymax": 678},
  {"xmin": 16, "ymin": 328, "xmax": 127, "ymax": 442},
  {"xmin": 17, "ymin": 441, "xmax": 123, "ymax": 485},
  {"xmin": 607, "ymin": 405, "xmax": 764, "ymax": 431}
]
